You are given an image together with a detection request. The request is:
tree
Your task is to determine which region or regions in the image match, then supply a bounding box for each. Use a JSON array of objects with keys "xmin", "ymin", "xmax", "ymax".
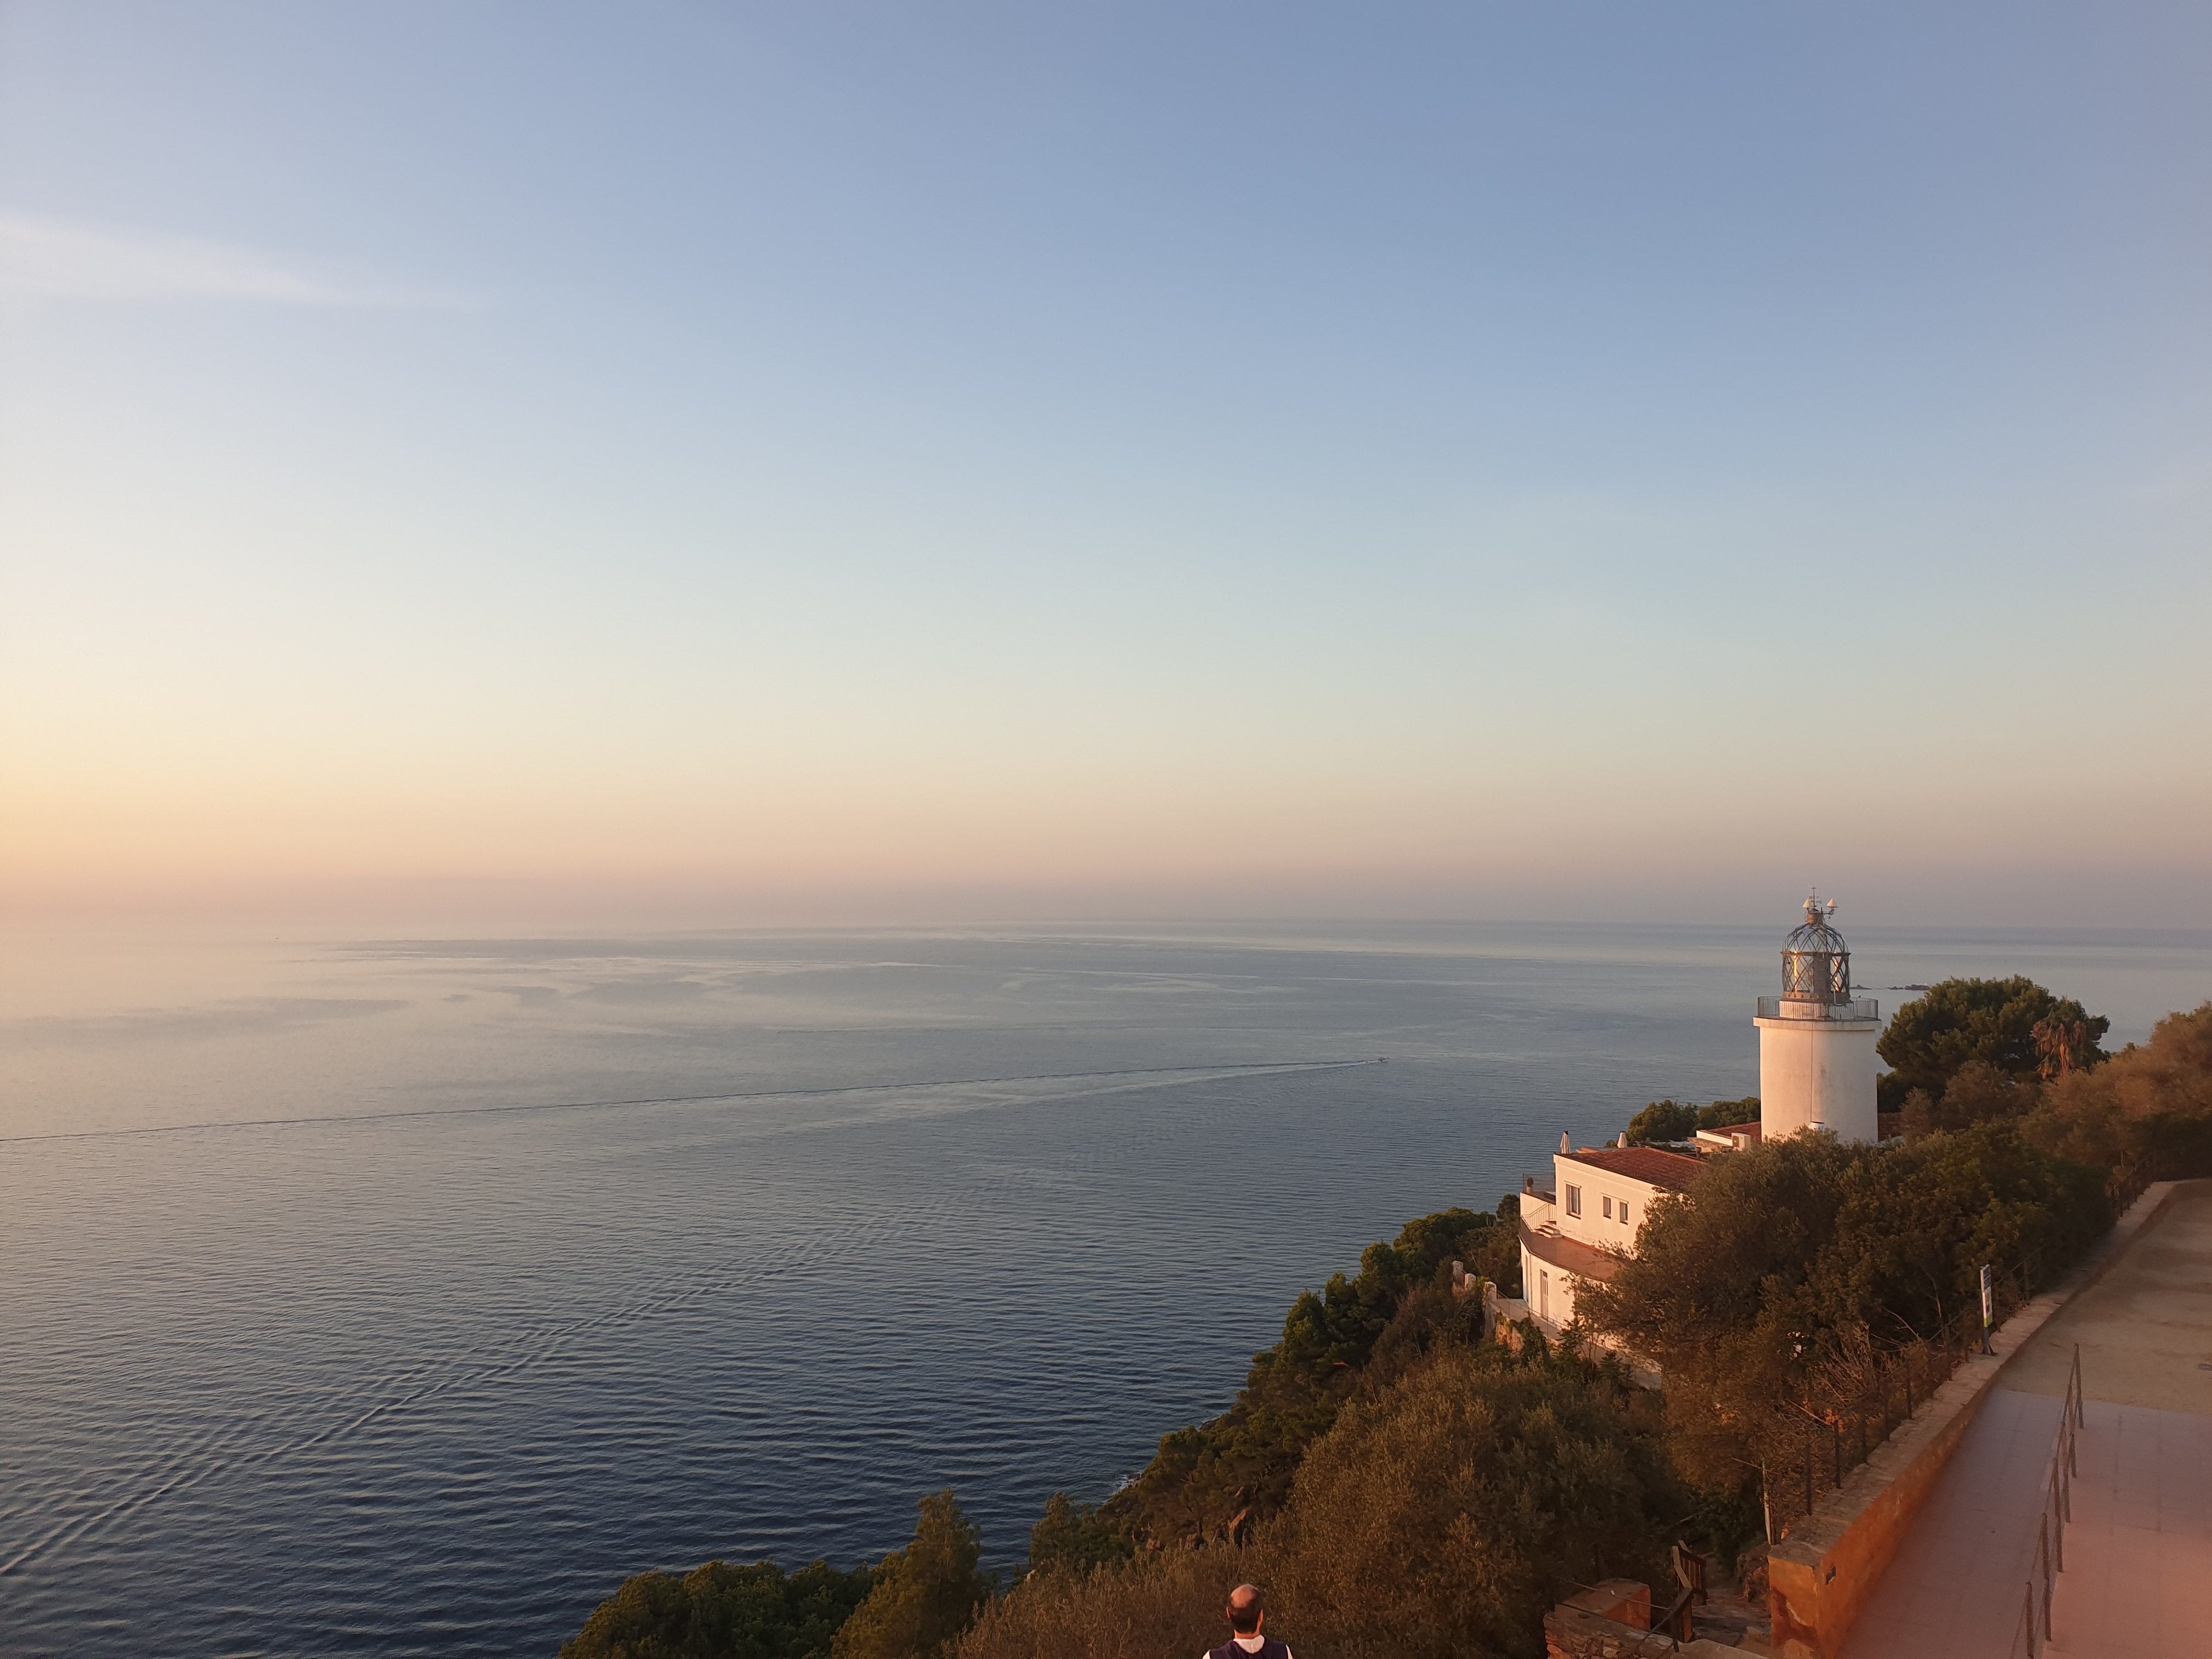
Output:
[
  {"xmin": 1877, "ymin": 978, "xmax": 2108, "ymax": 1110},
  {"xmin": 1468, "ymin": 1193, "xmax": 1523, "ymax": 1296},
  {"xmin": 1625, "ymin": 1099, "xmax": 1699, "ymax": 1144},
  {"xmin": 1101, "ymin": 1205, "xmax": 1511, "ymax": 1547},
  {"xmin": 952, "ymin": 1548, "xmax": 1242, "ymax": 1659},
  {"xmin": 1698, "ymin": 1097, "xmax": 1760, "ymax": 1131},
  {"xmin": 1573, "ymin": 1127, "xmax": 2109, "ymax": 1487},
  {"xmin": 1899, "ymin": 1058, "xmax": 2035, "ymax": 1140},
  {"xmin": 1025, "ymin": 1493, "xmax": 1132, "ymax": 1577},
  {"xmin": 562, "ymin": 1559, "xmax": 875, "ymax": 1659},
  {"xmin": 832, "ymin": 1492, "xmax": 990, "ymax": 1659},
  {"xmin": 1781, "ymin": 1122, "xmax": 2108, "ymax": 1342},
  {"xmin": 1571, "ymin": 1133, "xmax": 1860, "ymax": 1490},
  {"xmin": 1627, "ymin": 1098, "xmax": 1761, "ymax": 1143},
  {"xmin": 1273, "ymin": 1342, "xmax": 1677, "ymax": 1659},
  {"xmin": 959, "ymin": 1344, "xmax": 1680, "ymax": 1659},
  {"xmin": 2026, "ymin": 1002, "xmax": 2212, "ymax": 1183}
]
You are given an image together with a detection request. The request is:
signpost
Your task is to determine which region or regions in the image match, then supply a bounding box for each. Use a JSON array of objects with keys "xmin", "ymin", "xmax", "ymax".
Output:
[{"xmin": 1980, "ymin": 1263, "xmax": 1995, "ymax": 1355}]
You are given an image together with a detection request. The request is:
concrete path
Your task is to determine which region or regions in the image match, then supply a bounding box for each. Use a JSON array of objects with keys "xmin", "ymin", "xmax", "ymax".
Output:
[
  {"xmin": 2005, "ymin": 1190, "xmax": 2212, "ymax": 1417},
  {"xmin": 1837, "ymin": 1187, "xmax": 2212, "ymax": 1659},
  {"xmin": 1833, "ymin": 1385, "xmax": 2063, "ymax": 1659},
  {"xmin": 2044, "ymin": 1399, "xmax": 2212, "ymax": 1658},
  {"xmin": 2031, "ymin": 1190, "xmax": 2212, "ymax": 1659}
]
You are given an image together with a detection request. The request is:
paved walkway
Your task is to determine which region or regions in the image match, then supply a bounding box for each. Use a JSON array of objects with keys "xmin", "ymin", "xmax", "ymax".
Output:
[
  {"xmin": 2035, "ymin": 1190, "xmax": 2212, "ymax": 1659},
  {"xmin": 1834, "ymin": 1385, "xmax": 2063, "ymax": 1659},
  {"xmin": 2005, "ymin": 1190, "xmax": 2212, "ymax": 1417},
  {"xmin": 1836, "ymin": 1188, "xmax": 2212, "ymax": 1659},
  {"xmin": 2045, "ymin": 1398, "xmax": 2212, "ymax": 1658}
]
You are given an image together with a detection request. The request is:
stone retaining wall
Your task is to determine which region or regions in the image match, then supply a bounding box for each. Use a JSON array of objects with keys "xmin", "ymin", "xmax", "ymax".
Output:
[{"xmin": 1543, "ymin": 1581, "xmax": 1661, "ymax": 1658}]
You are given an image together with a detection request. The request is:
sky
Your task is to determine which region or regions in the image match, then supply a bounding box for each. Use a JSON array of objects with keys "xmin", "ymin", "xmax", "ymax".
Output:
[{"xmin": 2, "ymin": 3, "xmax": 2209, "ymax": 929}]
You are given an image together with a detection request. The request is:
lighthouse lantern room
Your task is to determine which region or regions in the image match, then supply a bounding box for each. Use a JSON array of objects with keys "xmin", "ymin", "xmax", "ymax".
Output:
[{"xmin": 1754, "ymin": 895, "xmax": 1881, "ymax": 1143}]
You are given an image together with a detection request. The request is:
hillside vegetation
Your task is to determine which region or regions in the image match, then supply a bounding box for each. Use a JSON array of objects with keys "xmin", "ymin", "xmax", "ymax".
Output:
[
  {"xmin": 1578, "ymin": 998, "xmax": 2212, "ymax": 1505},
  {"xmin": 1876, "ymin": 975, "xmax": 2109, "ymax": 1114},
  {"xmin": 563, "ymin": 990, "xmax": 2212, "ymax": 1659},
  {"xmin": 960, "ymin": 1341, "xmax": 1677, "ymax": 1659},
  {"xmin": 1573, "ymin": 1121, "xmax": 2109, "ymax": 1491},
  {"xmin": 1099, "ymin": 1203, "xmax": 1520, "ymax": 1550},
  {"xmin": 1624, "ymin": 1095, "xmax": 1760, "ymax": 1145},
  {"xmin": 560, "ymin": 1559, "xmax": 874, "ymax": 1659}
]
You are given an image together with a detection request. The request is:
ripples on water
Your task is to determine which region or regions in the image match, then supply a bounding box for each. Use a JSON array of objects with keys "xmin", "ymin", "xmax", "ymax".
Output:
[{"xmin": 3, "ymin": 921, "xmax": 2205, "ymax": 1655}]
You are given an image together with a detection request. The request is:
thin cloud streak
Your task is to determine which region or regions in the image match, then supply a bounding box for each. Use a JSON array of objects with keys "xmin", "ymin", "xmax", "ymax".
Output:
[{"xmin": 0, "ymin": 212, "xmax": 465, "ymax": 306}]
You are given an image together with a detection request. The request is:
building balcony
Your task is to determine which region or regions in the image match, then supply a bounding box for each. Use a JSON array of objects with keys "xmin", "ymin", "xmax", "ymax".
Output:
[
  {"xmin": 1756, "ymin": 995, "xmax": 1880, "ymax": 1022},
  {"xmin": 1520, "ymin": 1216, "xmax": 1627, "ymax": 1283}
]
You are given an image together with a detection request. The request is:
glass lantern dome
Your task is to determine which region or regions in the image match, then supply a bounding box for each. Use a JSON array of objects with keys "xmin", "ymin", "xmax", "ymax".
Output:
[{"xmin": 1781, "ymin": 894, "xmax": 1852, "ymax": 1004}]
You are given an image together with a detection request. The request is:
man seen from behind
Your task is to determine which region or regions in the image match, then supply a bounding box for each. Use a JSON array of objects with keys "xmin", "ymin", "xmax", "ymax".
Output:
[{"xmin": 1205, "ymin": 1582, "xmax": 1290, "ymax": 1659}]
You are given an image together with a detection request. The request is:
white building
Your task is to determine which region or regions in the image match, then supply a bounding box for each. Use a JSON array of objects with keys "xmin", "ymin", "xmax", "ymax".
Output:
[
  {"xmin": 1515, "ymin": 1138, "xmax": 1705, "ymax": 1337},
  {"xmin": 1500, "ymin": 896, "xmax": 1884, "ymax": 1346},
  {"xmin": 1754, "ymin": 895, "xmax": 1880, "ymax": 1143}
]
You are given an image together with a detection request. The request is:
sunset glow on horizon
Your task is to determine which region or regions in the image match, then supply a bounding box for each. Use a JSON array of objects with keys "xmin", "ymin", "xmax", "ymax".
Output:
[{"xmin": 4, "ymin": 5, "xmax": 2209, "ymax": 929}]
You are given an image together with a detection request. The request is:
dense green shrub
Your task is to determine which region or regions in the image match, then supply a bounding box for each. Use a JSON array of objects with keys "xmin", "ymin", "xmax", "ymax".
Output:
[
  {"xmin": 1877, "ymin": 977, "xmax": 2108, "ymax": 1112},
  {"xmin": 832, "ymin": 1492, "xmax": 991, "ymax": 1659},
  {"xmin": 1699, "ymin": 1096, "xmax": 1762, "ymax": 1130},
  {"xmin": 962, "ymin": 1342, "xmax": 1676, "ymax": 1659},
  {"xmin": 1573, "ymin": 1124, "xmax": 2110, "ymax": 1485},
  {"xmin": 1100, "ymin": 1205, "xmax": 1510, "ymax": 1547},
  {"xmin": 1624, "ymin": 1096, "xmax": 1761, "ymax": 1144},
  {"xmin": 1026, "ymin": 1492, "xmax": 1133, "ymax": 1577},
  {"xmin": 2026, "ymin": 1003, "xmax": 2212, "ymax": 1183},
  {"xmin": 1624, "ymin": 1098, "xmax": 1700, "ymax": 1143},
  {"xmin": 561, "ymin": 1559, "xmax": 874, "ymax": 1659},
  {"xmin": 1272, "ymin": 1341, "xmax": 1676, "ymax": 1659}
]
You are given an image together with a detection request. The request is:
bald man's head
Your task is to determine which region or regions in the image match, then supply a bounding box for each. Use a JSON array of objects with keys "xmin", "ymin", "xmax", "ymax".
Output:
[{"xmin": 1226, "ymin": 1583, "xmax": 1263, "ymax": 1635}]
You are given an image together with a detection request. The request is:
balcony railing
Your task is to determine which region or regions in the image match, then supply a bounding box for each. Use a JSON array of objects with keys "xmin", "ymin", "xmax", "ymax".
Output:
[{"xmin": 1757, "ymin": 995, "xmax": 1881, "ymax": 1022}]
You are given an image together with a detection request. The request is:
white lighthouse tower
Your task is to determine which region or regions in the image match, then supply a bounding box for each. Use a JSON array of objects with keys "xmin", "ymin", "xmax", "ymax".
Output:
[{"xmin": 1754, "ymin": 895, "xmax": 1880, "ymax": 1143}]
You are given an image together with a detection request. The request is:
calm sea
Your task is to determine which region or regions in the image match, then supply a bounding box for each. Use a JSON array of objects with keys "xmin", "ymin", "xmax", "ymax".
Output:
[{"xmin": 4, "ymin": 920, "xmax": 2207, "ymax": 1656}]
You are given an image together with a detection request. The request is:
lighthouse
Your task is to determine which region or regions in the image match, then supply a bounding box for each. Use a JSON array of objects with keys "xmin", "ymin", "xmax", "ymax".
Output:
[{"xmin": 1754, "ymin": 895, "xmax": 1880, "ymax": 1142}]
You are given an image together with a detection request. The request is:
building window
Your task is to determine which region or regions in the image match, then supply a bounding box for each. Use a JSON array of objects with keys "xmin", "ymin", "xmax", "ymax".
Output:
[
  {"xmin": 1566, "ymin": 1185, "xmax": 1581, "ymax": 1217},
  {"xmin": 1621, "ymin": 1201, "xmax": 1633, "ymax": 1225},
  {"xmin": 1602, "ymin": 1195, "xmax": 1613, "ymax": 1219},
  {"xmin": 1539, "ymin": 1272, "xmax": 1550, "ymax": 1319}
]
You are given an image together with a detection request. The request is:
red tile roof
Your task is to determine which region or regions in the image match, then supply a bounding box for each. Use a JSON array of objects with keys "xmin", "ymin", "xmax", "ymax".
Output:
[{"xmin": 1560, "ymin": 1145, "xmax": 1707, "ymax": 1193}]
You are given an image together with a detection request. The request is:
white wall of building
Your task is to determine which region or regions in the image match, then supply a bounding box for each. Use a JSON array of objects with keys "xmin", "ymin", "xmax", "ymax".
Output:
[
  {"xmin": 1518, "ymin": 1153, "xmax": 1685, "ymax": 1336},
  {"xmin": 1522, "ymin": 1244, "xmax": 1584, "ymax": 1329},
  {"xmin": 1550, "ymin": 1155, "xmax": 1652, "ymax": 1249},
  {"xmin": 1755, "ymin": 1015, "xmax": 1878, "ymax": 1142}
]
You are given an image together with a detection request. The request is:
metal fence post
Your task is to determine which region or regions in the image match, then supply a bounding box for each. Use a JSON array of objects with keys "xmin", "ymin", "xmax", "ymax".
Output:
[
  {"xmin": 2050, "ymin": 1465, "xmax": 2065, "ymax": 1570},
  {"xmin": 2041, "ymin": 1521, "xmax": 2055, "ymax": 1637}
]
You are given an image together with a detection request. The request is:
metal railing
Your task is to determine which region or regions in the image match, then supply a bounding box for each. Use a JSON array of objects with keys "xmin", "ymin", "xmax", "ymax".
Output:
[
  {"xmin": 2010, "ymin": 1345, "xmax": 2084, "ymax": 1658},
  {"xmin": 1765, "ymin": 1251, "xmax": 2057, "ymax": 1542},
  {"xmin": 1756, "ymin": 995, "xmax": 1881, "ymax": 1022}
]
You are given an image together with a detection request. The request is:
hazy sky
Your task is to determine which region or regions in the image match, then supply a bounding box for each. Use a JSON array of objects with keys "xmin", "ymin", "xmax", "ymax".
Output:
[{"xmin": 3, "ymin": 3, "xmax": 2208, "ymax": 927}]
